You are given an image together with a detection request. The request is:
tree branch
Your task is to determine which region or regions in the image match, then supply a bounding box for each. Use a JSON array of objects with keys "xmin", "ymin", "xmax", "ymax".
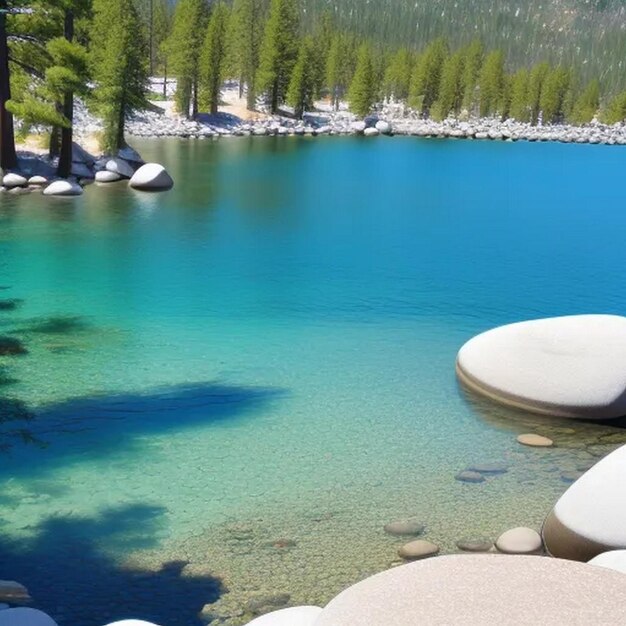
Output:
[{"xmin": 8, "ymin": 55, "xmax": 45, "ymax": 80}]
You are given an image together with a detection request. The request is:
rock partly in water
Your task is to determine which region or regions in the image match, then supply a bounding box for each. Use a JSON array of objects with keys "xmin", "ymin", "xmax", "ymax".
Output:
[
  {"xmin": 543, "ymin": 444, "xmax": 626, "ymax": 561},
  {"xmin": 495, "ymin": 527, "xmax": 543, "ymax": 554},
  {"xmin": 455, "ymin": 470, "xmax": 485, "ymax": 483},
  {"xmin": 117, "ymin": 145, "xmax": 144, "ymax": 164},
  {"xmin": 313, "ymin": 554, "xmax": 626, "ymax": 626},
  {"xmin": 0, "ymin": 581, "xmax": 31, "ymax": 604},
  {"xmin": 517, "ymin": 433, "xmax": 554, "ymax": 447},
  {"xmin": 363, "ymin": 127, "xmax": 380, "ymax": 137},
  {"xmin": 95, "ymin": 170, "xmax": 123, "ymax": 183},
  {"xmin": 588, "ymin": 550, "xmax": 626, "ymax": 575},
  {"xmin": 0, "ymin": 337, "xmax": 28, "ymax": 356},
  {"xmin": 384, "ymin": 519, "xmax": 425, "ymax": 537},
  {"xmin": 2, "ymin": 173, "xmax": 27, "ymax": 188},
  {"xmin": 244, "ymin": 606, "xmax": 322, "ymax": 626},
  {"xmin": 375, "ymin": 120, "xmax": 392, "ymax": 134},
  {"xmin": 456, "ymin": 314, "xmax": 626, "ymax": 419},
  {"xmin": 456, "ymin": 538, "xmax": 493, "ymax": 552},
  {"xmin": 397, "ymin": 539, "xmax": 439, "ymax": 561},
  {"xmin": 42, "ymin": 181, "xmax": 83, "ymax": 197},
  {"xmin": 129, "ymin": 163, "xmax": 174, "ymax": 191},
  {"xmin": 103, "ymin": 622, "xmax": 162, "ymax": 626},
  {"xmin": 0, "ymin": 608, "xmax": 56, "ymax": 626},
  {"xmin": 27, "ymin": 175, "xmax": 47, "ymax": 186}
]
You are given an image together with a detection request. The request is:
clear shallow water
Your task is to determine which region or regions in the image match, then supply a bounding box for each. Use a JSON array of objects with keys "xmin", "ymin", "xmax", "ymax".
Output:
[{"xmin": 1, "ymin": 136, "xmax": 626, "ymax": 625}]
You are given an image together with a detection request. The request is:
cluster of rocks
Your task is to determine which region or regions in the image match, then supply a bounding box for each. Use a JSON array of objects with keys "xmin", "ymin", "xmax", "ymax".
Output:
[{"xmin": 0, "ymin": 144, "xmax": 173, "ymax": 197}]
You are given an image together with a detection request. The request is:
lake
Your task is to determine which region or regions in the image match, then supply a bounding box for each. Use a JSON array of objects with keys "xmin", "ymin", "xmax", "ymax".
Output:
[{"xmin": 1, "ymin": 136, "xmax": 626, "ymax": 625}]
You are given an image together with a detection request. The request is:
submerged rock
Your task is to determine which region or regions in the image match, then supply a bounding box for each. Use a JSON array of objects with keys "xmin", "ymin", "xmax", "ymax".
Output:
[
  {"xmin": 384, "ymin": 519, "xmax": 425, "ymax": 536},
  {"xmin": 455, "ymin": 470, "xmax": 485, "ymax": 483},
  {"xmin": 246, "ymin": 593, "xmax": 290, "ymax": 614},
  {"xmin": 456, "ymin": 538, "xmax": 493, "ymax": 552},
  {"xmin": 129, "ymin": 163, "xmax": 174, "ymax": 191},
  {"xmin": 0, "ymin": 580, "xmax": 31, "ymax": 604},
  {"xmin": 398, "ymin": 539, "xmax": 439, "ymax": 560},
  {"xmin": 0, "ymin": 337, "xmax": 28, "ymax": 356},
  {"xmin": 517, "ymin": 433, "xmax": 553, "ymax": 447},
  {"xmin": 495, "ymin": 527, "xmax": 543, "ymax": 554},
  {"xmin": 20, "ymin": 315, "xmax": 89, "ymax": 335},
  {"xmin": 466, "ymin": 462, "xmax": 508, "ymax": 474},
  {"xmin": 0, "ymin": 299, "xmax": 22, "ymax": 311}
]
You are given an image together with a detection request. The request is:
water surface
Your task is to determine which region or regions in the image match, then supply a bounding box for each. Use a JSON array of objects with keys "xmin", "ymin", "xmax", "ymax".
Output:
[{"xmin": 1, "ymin": 136, "xmax": 626, "ymax": 625}]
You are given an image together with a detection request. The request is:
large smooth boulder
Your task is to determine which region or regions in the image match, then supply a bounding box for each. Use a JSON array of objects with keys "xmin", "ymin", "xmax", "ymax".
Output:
[
  {"xmin": 28, "ymin": 175, "xmax": 48, "ymax": 186},
  {"xmin": 456, "ymin": 315, "xmax": 626, "ymax": 419},
  {"xmin": 129, "ymin": 163, "xmax": 173, "ymax": 191},
  {"xmin": 543, "ymin": 444, "xmax": 626, "ymax": 561},
  {"xmin": 105, "ymin": 157, "xmax": 135, "ymax": 179},
  {"xmin": 375, "ymin": 120, "xmax": 392, "ymax": 134},
  {"xmin": 0, "ymin": 580, "xmax": 31, "ymax": 603},
  {"xmin": 244, "ymin": 606, "xmax": 322, "ymax": 626},
  {"xmin": 314, "ymin": 555, "xmax": 626, "ymax": 626},
  {"xmin": 363, "ymin": 127, "xmax": 379, "ymax": 137},
  {"xmin": 3, "ymin": 173, "xmax": 27, "ymax": 188},
  {"xmin": 103, "ymin": 621, "xmax": 161, "ymax": 626},
  {"xmin": 0, "ymin": 608, "xmax": 57, "ymax": 626},
  {"xmin": 588, "ymin": 550, "xmax": 626, "ymax": 575},
  {"xmin": 43, "ymin": 180, "xmax": 83, "ymax": 196}
]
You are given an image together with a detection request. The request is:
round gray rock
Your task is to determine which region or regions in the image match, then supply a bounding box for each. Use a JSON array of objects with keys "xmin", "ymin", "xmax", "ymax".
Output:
[
  {"xmin": 314, "ymin": 555, "xmax": 626, "ymax": 626},
  {"xmin": 95, "ymin": 170, "xmax": 122, "ymax": 183},
  {"xmin": 517, "ymin": 433, "xmax": 553, "ymax": 447},
  {"xmin": 2, "ymin": 173, "xmax": 27, "ymax": 188},
  {"xmin": 42, "ymin": 180, "xmax": 83, "ymax": 196},
  {"xmin": 456, "ymin": 538, "xmax": 493, "ymax": 552},
  {"xmin": 384, "ymin": 519, "xmax": 425, "ymax": 537},
  {"xmin": 495, "ymin": 527, "xmax": 543, "ymax": 554},
  {"xmin": 397, "ymin": 539, "xmax": 439, "ymax": 561},
  {"xmin": 105, "ymin": 157, "xmax": 134, "ymax": 178},
  {"xmin": 129, "ymin": 163, "xmax": 174, "ymax": 191},
  {"xmin": 455, "ymin": 470, "xmax": 485, "ymax": 483}
]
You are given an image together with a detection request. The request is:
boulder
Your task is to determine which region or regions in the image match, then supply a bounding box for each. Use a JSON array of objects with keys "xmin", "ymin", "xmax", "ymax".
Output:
[
  {"xmin": 456, "ymin": 314, "xmax": 626, "ymax": 419},
  {"xmin": 253, "ymin": 127, "xmax": 268, "ymax": 136},
  {"xmin": 3, "ymin": 173, "xmax": 27, "ymax": 188},
  {"xmin": 383, "ymin": 519, "xmax": 425, "ymax": 536},
  {"xmin": 71, "ymin": 161, "xmax": 94, "ymax": 179},
  {"xmin": 105, "ymin": 157, "xmax": 135, "ymax": 179},
  {"xmin": 0, "ymin": 580, "xmax": 31, "ymax": 604},
  {"xmin": 95, "ymin": 170, "xmax": 122, "ymax": 183},
  {"xmin": 0, "ymin": 608, "xmax": 57, "ymax": 626},
  {"xmin": 129, "ymin": 163, "xmax": 174, "ymax": 191},
  {"xmin": 543, "ymin": 444, "xmax": 626, "ymax": 561},
  {"xmin": 42, "ymin": 180, "xmax": 83, "ymax": 197},
  {"xmin": 71, "ymin": 143, "xmax": 96, "ymax": 166},
  {"xmin": 313, "ymin": 555, "xmax": 626, "ymax": 626},
  {"xmin": 363, "ymin": 127, "xmax": 379, "ymax": 137},
  {"xmin": 456, "ymin": 538, "xmax": 493, "ymax": 552},
  {"xmin": 375, "ymin": 120, "xmax": 392, "ymax": 134},
  {"xmin": 244, "ymin": 606, "xmax": 322, "ymax": 626},
  {"xmin": 588, "ymin": 550, "xmax": 626, "ymax": 575},
  {"xmin": 103, "ymin": 622, "xmax": 162, "ymax": 626},
  {"xmin": 495, "ymin": 527, "xmax": 543, "ymax": 554},
  {"xmin": 397, "ymin": 539, "xmax": 439, "ymax": 560},
  {"xmin": 0, "ymin": 337, "xmax": 28, "ymax": 356},
  {"xmin": 351, "ymin": 121, "xmax": 366, "ymax": 134},
  {"xmin": 517, "ymin": 433, "xmax": 553, "ymax": 447},
  {"xmin": 117, "ymin": 145, "xmax": 144, "ymax": 164},
  {"xmin": 27, "ymin": 176, "xmax": 48, "ymax": 186},
  {"xmin": 455, "ymin": 470, "xmax": 485, "ymax": 483},
  {"xmin": 466, "ymin": 462, "xmax": 508, "ymax": 474}
]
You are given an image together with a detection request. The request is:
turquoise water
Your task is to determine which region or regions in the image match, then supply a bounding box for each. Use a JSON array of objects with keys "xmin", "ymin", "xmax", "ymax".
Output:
[{"xmin": 1, "ymin": 136, "xmax": 626, "ymax": 625}]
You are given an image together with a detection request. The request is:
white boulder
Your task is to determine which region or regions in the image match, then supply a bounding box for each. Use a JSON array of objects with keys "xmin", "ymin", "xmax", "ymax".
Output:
[
  {"xmin": 375, "ymin": 120, "xmax": 392, "ymax": 134},
  {"xmin": 0, "ymin": 608, "xmax": 57, "ymax": 626},
  {"xmin": 314, "ymin": 555, "xmax": 626, "ymax": 625},
  {"xmin": 129, "ymin": 163, "xmax": 174, "ymax": 191},
  {"xmin": 588, "ymin": 550, "xmax": 626, "ymax": 575},
  {"xmin": 363, "ymin": 127, "xmax": 379, "ymax": 137},
  {"xmin": 42, "ymin": 180, "xmax": 83, "ymax": 196},
  {"xmin": 3, "ymin": 173, "xmax": 27, "ymax": 188},
  {"xmin": 105, "ymin": 157, "xmax": 135, "ymax": 179},
  {"xmin": 28, "ymin": 175, "xmax": 48, "ymax": 186},
  {"xmin": 495, "ymin": 527, "xmax": 543, "ymax": 554},
  {"xmin": 351, "ymin": 121, "xmax": 366, "ymax": 133},
  {"xmin": 95, "ymin": 170, "xmax": 122, "ymax": 183},
  {"xmin": 543, "ymin": 444, "xmax": 626, "ymax": 561},
  {"xmin": 244, "ymin": 606, "xmax": 322, "ymax": 626},
  {"xmin": 456, "ymin": 315, "xmax": 626, "ymax": 419},
  {"xmin": 102, "ymin": 621, "xmax": 161, "ymax": 626}
]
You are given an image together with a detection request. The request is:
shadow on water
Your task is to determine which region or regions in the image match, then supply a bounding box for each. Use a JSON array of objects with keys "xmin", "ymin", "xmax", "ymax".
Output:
[
  {"xmin": 0, "ymin": 503, "xmax": 222, "ymax": 626},
  {"xmin": 0, "ymin": 381, "xmax": 286, "ymax": 479}
]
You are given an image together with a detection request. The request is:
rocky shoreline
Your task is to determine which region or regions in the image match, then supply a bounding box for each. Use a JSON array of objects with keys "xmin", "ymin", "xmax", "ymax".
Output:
[{"xmin": 120, "ymin": 102, "xmax": 626, "ymax": 146}]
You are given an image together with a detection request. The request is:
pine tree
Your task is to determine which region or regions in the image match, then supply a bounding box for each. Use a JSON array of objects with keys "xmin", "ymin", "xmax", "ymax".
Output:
[
  {"xmin": 478, "ymin": 50, "xmax": 505, "ymax": 117},
  {"xmin": 540, "ymin": 66, "xmax": 571, "ymax": 124},
  {"xmin": 311, "ymin": 10, "xmax": 333, "ymax": 98},
  {"xmin": 527, "ymin": 61, "xmax": 550, "ymax": 125},
  {"xmin": 228, "ymin": 0, "xmax": 264, "ymax": 109},
  {"xmin": 412, "ymin": 37, "xmax": 448, "ymax": 115},
  {"xmin": 348, "ymin": 43, "xmax": 375, "ymax": 117},
  {"xmin": 508, "ymin": 68, "xmax": 530, "ymax": 121},
  {"xmin": 569, "ymin": 79, "xmax": 600, "ymax": 125},
  {"xmin": 286, "ymin": 35, "xmax": 316, "ymax": 118},
  {"xmin": 257, "ymin": 0, "xmax": 300, "ymax": 113},
  {"xmin": 383, "ymin": 48, "xmax": 411, "ymax": 102},
  {"xmin": 167, "ymin": 0, "xmax": 207, "ymax": 118},
  {"xmin": 461, "ymin": 38, "xmax": 483, "ymax": 114},
  {"xmin": 199, "ymin": 1, "xmax": 230, "ymax": 115},
  {"xmin": 431, "ymin": 49, "xmax": 464, "ymax": 120},
  {"xmin": 601, "ymin": 91, "xmax": 626, "ymax": 124},
  {"xmin": 90, "ymin": 0, "xmax": 149, "ymax": 152}
]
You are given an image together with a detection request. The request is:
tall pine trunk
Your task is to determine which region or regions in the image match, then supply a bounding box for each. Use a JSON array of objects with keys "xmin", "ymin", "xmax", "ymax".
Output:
[
  {"xmin": 191, "ymin": 78, "xmax": 198, "ymax": 118},
  {"xmin": 270, "ymin": 78, "xmax": 278, "ymax": 114},
  {"xmin": 57, "ymin": 9, "xmax": 74, "ymax": 179},
  {"xmin": 116, "ymin": 96, "xmax": 125, "ymax": 150},
  {"xmin": 0, "ymin": 0, "xmax": 17, "ymax": 171},
  {"xmin": 162, "ymin": 62, "xmax": 167, "ymax": 99}
]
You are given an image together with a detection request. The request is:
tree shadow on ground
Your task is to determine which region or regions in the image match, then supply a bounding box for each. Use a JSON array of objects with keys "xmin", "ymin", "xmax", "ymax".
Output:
[
  {"xmin": 1, "ymin": 381, "xmax": 286, "ymax": 479},
  {"xmin": 0, "ymin": 503, "xmax": 222, "ymax": 626}
]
